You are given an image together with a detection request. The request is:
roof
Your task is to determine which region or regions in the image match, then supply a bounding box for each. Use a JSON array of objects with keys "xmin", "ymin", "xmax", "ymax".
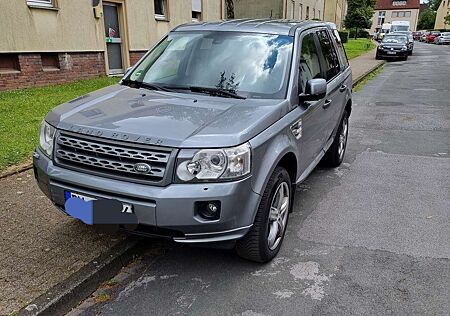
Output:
[
  {"xmin": 173, "ymin": 19, "xmax": 327, "ymax": 36},
  {"xmin": 375, "ymin": 0, "xmax": 420, "ymax": 10}
]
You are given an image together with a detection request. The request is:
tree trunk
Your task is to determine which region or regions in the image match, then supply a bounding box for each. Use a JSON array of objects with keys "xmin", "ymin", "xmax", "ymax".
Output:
[{"xmin": 355, "ymin": 28, "xmax": 358, "ymax": 40}]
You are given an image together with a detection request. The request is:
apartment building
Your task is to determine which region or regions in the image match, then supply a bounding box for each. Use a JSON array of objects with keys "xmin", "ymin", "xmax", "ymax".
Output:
[
  {"xmin": 435, "ymin": 0, "xmax": 450, "ymax": 30},
  {"xmin": 0, "ymin": 0, "xmax": 222, "ymax": 90},
  {"xmin": 229, "ymin": 0, "xmax": 347, "ymax": 28},
  {"xmin": 370, "ymin": 0, "xmax": 420, "ymax": 34}
]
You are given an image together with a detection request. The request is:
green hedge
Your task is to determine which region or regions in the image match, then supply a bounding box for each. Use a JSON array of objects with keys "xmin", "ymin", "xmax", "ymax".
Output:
[
  {"xmin": 339, "ymin": 31, "xmax": 349, "ymax": 43},
  {"xmin": 349, "ymin": 29, "xmax": 370, "ymax": 39}
]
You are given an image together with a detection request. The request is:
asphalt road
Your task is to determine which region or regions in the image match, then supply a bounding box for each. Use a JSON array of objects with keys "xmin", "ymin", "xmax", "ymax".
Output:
[{"xmin": 72, "ymin": 42, "xmax": 450, "ymax": 316}]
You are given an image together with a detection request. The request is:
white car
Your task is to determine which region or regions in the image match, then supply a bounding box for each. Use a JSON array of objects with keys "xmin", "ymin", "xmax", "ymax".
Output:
[{"xmin": 435, "ymin": 32, "xmax": 450, "ymax": 45}]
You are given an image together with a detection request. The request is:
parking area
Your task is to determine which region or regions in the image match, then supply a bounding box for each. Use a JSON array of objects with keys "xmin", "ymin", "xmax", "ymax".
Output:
[{"xmin": 71, "ymin": 41, "xmax": 450, "ymax": 316}]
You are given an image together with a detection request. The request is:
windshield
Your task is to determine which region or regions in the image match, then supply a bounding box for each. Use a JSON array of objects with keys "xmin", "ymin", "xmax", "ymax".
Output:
[
  {"xmin": 392, "ymin": 25, "xmax": 409, "ymax": 32},
  {"xmin": 442, "ymin": 32, "xmax": 450, "ymax": 36},
  {"xmin": 126, "ymin": 31, "xmax": 294, "ymax": 99},
  {"xmin": 382, "ymin": 35, "xmax": 407, "ymax": 43}
]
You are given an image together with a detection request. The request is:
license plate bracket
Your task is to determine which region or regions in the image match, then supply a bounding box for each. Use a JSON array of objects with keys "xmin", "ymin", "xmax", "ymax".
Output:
[{"xmin": 64, "ymin": 191, "xmax": 137, "ymax": 225}]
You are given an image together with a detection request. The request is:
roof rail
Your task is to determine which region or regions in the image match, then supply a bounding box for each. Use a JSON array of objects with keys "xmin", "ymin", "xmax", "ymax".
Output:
[{"xmin": 218, "ymin": 18, "xmax": 251, "ymax": 26}]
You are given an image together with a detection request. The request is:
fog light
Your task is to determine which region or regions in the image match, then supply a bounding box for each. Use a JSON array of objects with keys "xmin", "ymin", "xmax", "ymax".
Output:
[{"xmin": 196, "ymin": 201, "xmax": 221, "ymax": 220}]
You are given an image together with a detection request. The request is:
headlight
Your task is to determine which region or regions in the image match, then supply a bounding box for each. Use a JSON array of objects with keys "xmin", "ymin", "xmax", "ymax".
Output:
[
  {"xmin": 39, "ymin": 121, "xmax": 56, "ymax": 157},
  {"xmin": 176, "ymin": 143, "xmax": 251, "ymax": 182},
  {"xmin": 401, "ymin": 46, "xmax": 408, "ymax": 50}
]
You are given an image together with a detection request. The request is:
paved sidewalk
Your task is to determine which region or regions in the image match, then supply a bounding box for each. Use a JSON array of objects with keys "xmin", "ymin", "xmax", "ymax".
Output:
[
  {"xmin": 348, "ymin": 47, "xmax": 384, "ymax": 84},
  {"xmin": 0, "ymin": 48, "xmax": 383, "ymax": 316},
  {"xmin": 0, "ymin": 170, "xmax": 127, "ymax": 315}
]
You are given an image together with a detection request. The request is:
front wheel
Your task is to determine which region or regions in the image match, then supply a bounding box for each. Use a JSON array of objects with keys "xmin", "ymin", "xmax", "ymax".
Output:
[
  {"xmin": 236, "ymin": 167, "xmax": 291, "ymax": 263},
  {"xmin": 322, "ymin": 110, "xmax": 349, "ymax": 168}
]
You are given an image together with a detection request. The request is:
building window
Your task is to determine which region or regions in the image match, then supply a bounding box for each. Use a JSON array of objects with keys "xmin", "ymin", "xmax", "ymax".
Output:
[
  {"xmin": 41, "ymin": 53, "xmax": 60, "ymax": 70},
  {"xmin": 192, "ymin": 0, "xmax": 201, "ymax": 21},
  {"xmin": 306, "ymin": 6, "xmax": 309, "ymax": 19},
  {"xmin": 404, "ymin": 11, "xmax": 411, "ymax": 17},
  {"xmin": 0, "ymin": 54, "xmax": 20, "ymax": 73},
  {"xmin": 291, "ymin": 0, "xmax": 295, "ymax": 19},
  {"xmin": 318, "ymin": 10, "xmax": 320, "ymax": 20},
  {"xmin": 392, "ymin": 11, "xmax": 398, "ymax": 17},
  {"xmin": 313, "ymin": 8, "xmax": 315, "ymax": 19},
  {"xmin": 26, "ymin": 0, "xmax": 53, "ymax": 8},
  {"xmin": 378, "ymin": 11, "xmax": 385, "ymax": 25},
  {"xmin": 299, "ymin": 4, "xmax": 303, "ymax": 20},
  {"xmin": 154, "ymin": 0, "xmax": 167, "ymax": 20}
]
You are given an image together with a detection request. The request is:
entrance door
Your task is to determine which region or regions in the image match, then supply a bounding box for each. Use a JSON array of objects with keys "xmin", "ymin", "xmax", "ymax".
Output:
[{"xmin": 103, "ymin": 3, "xmax": 124, "ymax": 74}]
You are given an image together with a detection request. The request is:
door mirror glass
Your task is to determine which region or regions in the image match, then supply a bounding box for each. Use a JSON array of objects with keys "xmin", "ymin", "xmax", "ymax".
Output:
[{"xmin": 299, "ymin": 78, "xmax": 327, "ymax": 102}]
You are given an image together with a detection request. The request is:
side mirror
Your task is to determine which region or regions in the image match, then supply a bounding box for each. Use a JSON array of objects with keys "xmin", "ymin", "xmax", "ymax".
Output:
[{"xmin": 299, "ymin": 78, "xmax": 327, "ymax": 102}]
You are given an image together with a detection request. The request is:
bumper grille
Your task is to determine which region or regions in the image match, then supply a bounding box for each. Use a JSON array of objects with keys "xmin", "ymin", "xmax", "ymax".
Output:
[{"xmin": 54, "ymin": 133, "xmax": 173, "ymax": 185}]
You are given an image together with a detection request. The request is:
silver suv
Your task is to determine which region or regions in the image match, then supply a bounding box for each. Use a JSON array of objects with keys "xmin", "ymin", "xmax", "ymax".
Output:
[{"xmin": 34, "ymin": 20, "xmax": 352, "ymax": 262}]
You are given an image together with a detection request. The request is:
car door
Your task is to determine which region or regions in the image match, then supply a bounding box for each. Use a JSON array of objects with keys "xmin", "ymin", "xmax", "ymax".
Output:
[
  {"xmin": 293, "ymin": 30, "xmax": 329, "ymax": 174},
  {"xmin": 315, "ymin": 29, "xmax": 345, "ymax": 143}
]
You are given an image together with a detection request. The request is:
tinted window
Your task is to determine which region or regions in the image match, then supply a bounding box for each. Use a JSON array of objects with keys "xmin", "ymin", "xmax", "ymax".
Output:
[
  {"xmin": 316, "ymin": 30, "xmax": 341, "ymax": 81},
  {"xmin": 299, "ymin": 33, "xmax": 322, "ymax": 93},
  {"xmin": 331, "ymin": 29, "xmax": 349, "ymax": 68}
]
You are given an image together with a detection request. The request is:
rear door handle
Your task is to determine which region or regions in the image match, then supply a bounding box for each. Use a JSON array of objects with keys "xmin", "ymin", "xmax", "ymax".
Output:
[
  {"xmin": 339, "ymin": 85, "xmax": 347, "ymax": 92},
  {"xmin": 323, "ymin": 99, "xmax": 332, "ymax": 109}
]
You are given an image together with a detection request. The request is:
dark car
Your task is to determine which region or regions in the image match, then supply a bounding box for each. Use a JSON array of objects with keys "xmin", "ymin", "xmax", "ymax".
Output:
[
  {"xmin": 391, "ymin": 31, "xmax": 414, "ymax": 55},
  {"xmin": 376, "ymin": 34, "xmax": 410, "ymax": 61}
]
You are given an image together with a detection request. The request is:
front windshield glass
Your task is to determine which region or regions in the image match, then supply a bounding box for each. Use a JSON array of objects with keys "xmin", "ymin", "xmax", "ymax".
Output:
[
  {"xmin": 127, "ymin": 31, "xmax": 294, "ymax": 99},
  {"xmin": 392, "ymin": 25, "xmax": 409, "ymax": 32},
  {"xmin": 382, "ymin": 35, "xmax": 407, "ymax": 43}
]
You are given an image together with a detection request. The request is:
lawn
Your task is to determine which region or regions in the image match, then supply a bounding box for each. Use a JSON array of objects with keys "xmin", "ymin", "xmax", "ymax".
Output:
[
  {"xmin": 344, "ymin": 38, "xmax": 376, "ymax": 60},
  {"xmin": 0, "ymin": 76, "xmax": 119, "ymax": 172}
]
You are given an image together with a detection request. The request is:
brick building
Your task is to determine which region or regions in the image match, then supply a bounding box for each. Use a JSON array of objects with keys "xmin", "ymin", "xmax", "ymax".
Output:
[{"xmin": 0, "ymin": 0, "xmax": 222, "ymax": 91}]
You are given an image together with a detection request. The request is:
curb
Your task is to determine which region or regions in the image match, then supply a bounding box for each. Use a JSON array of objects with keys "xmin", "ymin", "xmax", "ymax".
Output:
[
  {"xmin": 0, "ymin": 162, "xmax": 33, "ymax": 180},
  {"xmin": 352, "ymin": 60, "xmax": 386, "ymax": 86},
  {"xmin": 18, "ymin": 236, "xmax": 144, "ymax": 316}
]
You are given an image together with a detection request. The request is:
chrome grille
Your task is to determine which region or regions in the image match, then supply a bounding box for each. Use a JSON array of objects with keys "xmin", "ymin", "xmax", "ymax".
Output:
[{"xmin": 55, "ymin": 133, "xmax": 172, "ymax": 184}]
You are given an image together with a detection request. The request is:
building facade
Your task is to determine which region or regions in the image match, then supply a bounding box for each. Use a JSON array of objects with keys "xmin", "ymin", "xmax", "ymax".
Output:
[
  {"xmin": 0, "ymin": 0, "xmax": 223, "ymax": 91},
  {"xmin": 228, "ymin": 0, "xmax": 347, "ymax": 28},
  {"xmin": 370, "ymin": 0, "xmax": 420, "ymax": 34},
  {"xmin": 435, "ymin": 0, "xmax": 450, "ymax": 30}
]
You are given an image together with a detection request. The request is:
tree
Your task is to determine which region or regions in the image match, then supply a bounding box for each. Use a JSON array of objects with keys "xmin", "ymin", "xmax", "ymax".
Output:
[
  {"xmin": 445, "ymin": 13, "xmax": 450, "ymax": 26},
  {"xmin": 417, "ymin": 9, "xmax": 436, "ymax": 30},
  {"xmin": 428, "ymin": 0, "xmax": 442, "ymax": 12},
  {"xmin": 344, "ymin": 0, "xmax": 376, "ymax": 39}
]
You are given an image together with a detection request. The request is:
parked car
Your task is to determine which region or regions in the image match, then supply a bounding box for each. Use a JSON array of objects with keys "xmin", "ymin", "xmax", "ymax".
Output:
[
  {"xmin": 435, "ymin": 32, "xmax": 450, "ymax": 45},
  {"xmin": 376, "ymin": 34, "xmax": 410, "ymax": 61},
  {"xmin": 421, "ymin": 31, "xmax": 430, "ymax": 42},
  {"xmin": 33, "ymin": 20, "xmax": 352, "ymax": 263},
  {"xmin": 412, "ymin": 31, "xmax": 423, "ymax": 41},
  {"xmin": 391, "ymin": 31, "xmax": 414, "ymax": 55},
  {"xmin": 427, "ymin": 31, "xmax": 441, "ymax": 43}
]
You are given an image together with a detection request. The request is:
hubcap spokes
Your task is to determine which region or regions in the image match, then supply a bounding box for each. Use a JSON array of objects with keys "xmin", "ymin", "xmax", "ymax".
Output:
[
  {"xmin": 338, "ymin": 117, "xmax": 348, "ymax": 159},
  {"xmin": 267, "ymin": 182, "xmax": 290, "ymax": 250}
]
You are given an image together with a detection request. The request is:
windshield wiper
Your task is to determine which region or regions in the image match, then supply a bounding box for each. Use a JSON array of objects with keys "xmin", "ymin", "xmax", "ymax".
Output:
[
  {"xmin": 188, "ymin": 86, "xmax": 246, "ymax": 99},
  {"xmin": 121, "ymin": 79, "xmax": 176, "ymax": 92}
]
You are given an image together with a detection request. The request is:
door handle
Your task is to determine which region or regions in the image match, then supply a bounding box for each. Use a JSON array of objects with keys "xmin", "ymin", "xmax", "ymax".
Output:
[
  {"xmin": 323, "ymin": 99, "xmax": 332, "ymax": 109},
  {"xmin": 339, "ymin": 85, "xmax": 347, "ymax": 92}
]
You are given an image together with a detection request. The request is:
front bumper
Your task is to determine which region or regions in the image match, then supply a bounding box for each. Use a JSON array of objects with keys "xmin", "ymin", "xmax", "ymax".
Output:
[
  {"xmin": 33, "ymin": 148, "xmax": 261, "ymax": 243},
  {"xmin": 377, "ymin": 48, "xmax": 409, "ymax": 58}
]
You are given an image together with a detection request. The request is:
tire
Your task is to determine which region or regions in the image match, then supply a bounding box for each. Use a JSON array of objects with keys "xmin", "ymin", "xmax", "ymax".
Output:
[
  {"xmin": 375, "ymin": 53, "xmax": 381, "ymax": 60},
  {"xmin": 236, "ymin": 167, "xmax": 292, "ymax": 263},
  {"xmin": 321, "ymin": 110, "xmax": 349, "ymax": 168}
]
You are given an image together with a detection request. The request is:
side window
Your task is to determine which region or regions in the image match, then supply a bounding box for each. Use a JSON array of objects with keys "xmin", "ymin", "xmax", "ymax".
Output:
[
  {"xmin": 332, "ymin": 29, "xmax": 349, "ymax": 68},
  {"xmin": 316, "ymin": 30, "xmax": 341, "ymax": 81},
  {"xmin": 299, "ymin": 33, "xmax": 322, "ymax": 93}
]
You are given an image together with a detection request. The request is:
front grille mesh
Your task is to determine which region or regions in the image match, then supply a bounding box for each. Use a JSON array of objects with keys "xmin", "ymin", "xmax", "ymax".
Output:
[{"xmin": 55, "ymin": 133, "xmax": 171, "ymax": 183}]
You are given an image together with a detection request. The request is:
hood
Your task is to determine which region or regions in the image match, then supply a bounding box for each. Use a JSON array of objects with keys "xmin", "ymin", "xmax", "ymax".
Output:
[{"xmin": 47, "ymin": 84, "xmax": 287, "ymax": 148}]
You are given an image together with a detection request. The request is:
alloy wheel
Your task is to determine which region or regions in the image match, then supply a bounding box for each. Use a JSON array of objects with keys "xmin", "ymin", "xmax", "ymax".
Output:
[{"xmin": 267, "ymin": 182, "xmax": 290, "ymax": 250}]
